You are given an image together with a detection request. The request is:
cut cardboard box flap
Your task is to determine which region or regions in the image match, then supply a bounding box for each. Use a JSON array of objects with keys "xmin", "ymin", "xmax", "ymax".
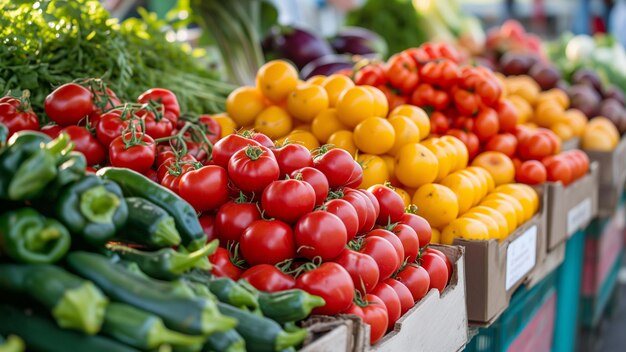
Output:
[{"xmin": 586, "ymin": 135, "xmax": 626, "ymax": 216}]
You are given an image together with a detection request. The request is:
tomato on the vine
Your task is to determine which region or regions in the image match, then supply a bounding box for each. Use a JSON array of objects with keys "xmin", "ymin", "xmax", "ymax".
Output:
[
  {"xmin": 212, "ymin": 134, "xmax": 261, "ymax": 168},
  {"xmin": 295, "ymin": 211, "xmax": 347, "ymax": 260},
  {"xmin": 295, "ymin": 262, "xmax": 354, "ymax": 315},
  {"xmin": 137, "ymin": 88, "xmax": 180, "ymax": 121},
  {"xmin": 241, "ymin": 264, "xmax": 295, "ymax": 292},
  {"xmin": 209, "ymin": 247, "xmax": 244, "ymax": 280},
  {"xmin": 45, "ymin": 83, "xmax": 94, "ymax": 126},
  {"xmin": 138, "ymin": 110, "xmax": 175, "ymax": 140},
  {"xmin": 0, "ymin": 96, "xmax": 39, "ymax": 136},
  {"xmin": 262, "ymin": 178, "xmax": 316, "ymax": 223},
  {"xmin": 109, "ymin": 132, "xmax": 156, "ymax": 173},
  {"xmin": 179, "ymin": 165, "xmax": 230, "ymax": 212},
  {"xmin": 333, "ymin": 249, "xmax": 380, "ymax": 294},
  {"xmin": 96, "ymin": 110, "xmax": 142, "ymax": 146},
  {"xmin": 240, "ymin": 219, "xmax": 296, "ymax": 266},
  {"xmin": 64, "ymin": 125, "xmax": 106, "ymax": 166},
  {"xmin": 228, "ymin": 145, "xmax": 280, "ymax": 194},
  {"xmin": 198, "ymin": 114, "xmax": 222, "ymax": 145}
]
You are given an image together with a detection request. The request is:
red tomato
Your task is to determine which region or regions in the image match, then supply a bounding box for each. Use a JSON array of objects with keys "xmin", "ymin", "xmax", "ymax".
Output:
[
  {"xmin": 466, "ymin": 132, "xmax": 480, "ymax": 159},
  {"xmin": 342, "ymin": 189, "xmax": 369, "ymax": 231},
  {"xmin": 355, "ymin": 63, "xmax": 387, "ymax": 86},
  {"xmin": 567, "ymin": 150, "xmax": 590, "ymax": 179},
  {"xmin": 516, "ymin": 160, "xmax": 547, "ymax": 185},
  {"xmin": 420, "ymin": 253, "xmax": 449, "ymax": 293},
  {"xmin": 343, "ymin": 295, "xmax": 388, "ymax": 344},
  {"xmin": 324, "ymin": 199, "xmax": 359, "ymax": 241},
  {"xmin": 137, "ymin": 88, "xmax": 180, "ymax": 121},
  {"xmin": 386, "ymin": 52, "xmax": 419, "ymax": 94},
  {"xmin": 314, "ymin": 148, "xmax": 355, "ymax": 188},
  {"xmin": 371, "ymin": 281, "xmax": 401, "ymax": 331},
  {"xmin": 295, "ymin": 262, "xmax": 354, "ymax": 315},
  {"xmin": 543, "ymin": 157, "xmax": 573, "ymax": 186},
  {"xmin": 367, "ymin": 185, "xmax": 404, "ymax": 225},
  {"xmin": 423, "ymin": 248, "xmax": 453, "ymax": 281},
  {"xmin": 430, "ymin": 111, "xmax": 450, "ymax": 135},
  {"xmin": 139, "ymin": 110, "xmax": 175, "ymax": 139},
  {"xmin": 250, "ymin": 132, "xmax": 275, "ymax": 148},
  {"xmin": 215, "ymin": 201, "xmax": 261, "ymax": 244},
  {"xmin": 212, "ymin": 134, "xmax": 261, "ymax": 168},
  {"xmin": 241, "ymin": 264, "xmax": 295, "ymax": 292},
  {"xmin": 399, "ymin": 213, "xmax": 432, "ymax": 248},
  {"xmin": 44, "ymin": 83, "xmax": 94, "ymax": 126},
  {"xmin": 228, "ymin": 145, "xmax": 280, "ymax": 194},
  {"xmin": 345, "ymin": 161, "xmax": 364, "ymax": 189},
  {"xmin": 394, "ymin": 264, "xmax": 430, "ymax": 301},
  {"xmin": 199, "ymin": 213, "xmax": 218, "ymax": 243},
  {"xmin": 160, "ymin": 163, "xmax": 195, "ymax": 194},
  {"xmin": 291, "ymin": 167, "xmax": 329, "ymax": 206},
  {"xmin": 393, "ymin": 223, "xmax": 420, "ymax": 262},
  {"xmin": 179, "ymin": 165, "xmax": 229, "ymax": 212},
  {"xmin": 419, "ymin": 59, "xmax": 461, "ymax": 89},
  {"xmin": 334, "ymin": 249, "xmax": 380, "ymax": 294},
  {"xmin": 64, "ymin": 126, "xmax": 106, "ymax": 166},
  {"xmin": 384, "ymin": 278, "xmax": 415, "ymax": 315},
  {"xmin": 89, "ymin": 87, "xmax": 121, "ymax": 122},
  {"xmin": 262, "ymin": 179, "xmax": 316, "ymax": 223},
  {"xmin": 536, "ymin": 129, "xmax": 561, "ymax": 155},
  {"xmin": 366, "ymin": 229, "xmax": 404, "ymax": 269},
  {"xmin": 496, "ymin": 100, "xmax": 518, "ymax": 133},
  {"xmin": 473, "ymin": 108, "xmax": 500, "ymax": 142},
  {"xmin": 377, "ymin": 84, "xmax": 408, "ymax": 111},
  {"xmin": 295, "ymin": 211, "xmax": 347, "ymax": 260},
  {"xmin": 156, "ymin": 154, "xmax": 196, "ymax": 181},
  {"xmin": 240, "ymin": 220, "xmax": 296, "ymax": 265},
  {"xmin": 96, "ymin": 110, "xmax": 143, "ymax": 146},
  {"xmin": 143, "ymin": 168, "xmax": 158, "ymax": 183},
  {"xmin": 358, "ymin": 236, "xmax": 399, "ymax": 280},
  {"xmin": 209, "ymin": 247, "xmax": 243, "ymax": 280},
  {"xmin": 0, "ymin": 98, "xmax": 39, "ymax": 136},
  {"xmin": 272, "ymin": 144, "xmax": 314, "ymax": 177},
  {"xmin": 198, "ymin": 115, "xmax": 222, "ymax": 145},
  {"xmin": 40, "ymin": 124, "xmax": 63, "ymax": 139},
  {"xmin": 518, "ymin": 133, "xmax": 554, "ymax": 161},
  {"xmin": 358, "ymin": 189, "xmax": 381, "ymax": 221},
  {"xmin": 351, "ymin": 190, "xmax": 377, "ymax": 233},
  {"xmin": 411, "ymin": 84, "xmax": 450, "ymax": 111},
  {"xmin": 485, "ymin": 133, "xmax": 518, "ymax": 158}
]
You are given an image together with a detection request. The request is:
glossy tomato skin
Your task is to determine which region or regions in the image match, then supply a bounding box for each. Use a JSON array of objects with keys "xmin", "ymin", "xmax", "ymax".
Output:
[
  {"xmin": 496, "ymin": 100, "xmax": 518, "ymax": 133},
  {"xmin": 45, "ymin": 83, "xmax": 94, "ymax": 126},
  {"xmin": 198, "ymin": 115, "xmax": 222, "ymax": 145},
  {"xmin": 0, "ymin": 99, "xmax": 39, "ymax": 136},
  {"xmin": 342, "ymin": 189, "xmax": 369, "ymax": 231},
  {"xmin": 209, "ymin": 247, "xmax": 243, "ymax": 280},
  {"xmin": 371, "ymin": 282, "xmax": 401, "ymax": 331},
  {"xmin": 400, "ymin": 213, "xmax": 432, "ymax": 248},
  {"xmin": 345, "ymin": 161, "xmax": 364, "ymax": 188},
  {"xmin": 179, "ymin": 165, "xmax": 230, "ymax": 212},
  {"xmin": 241, "ymin": 264, "xmax": 295, "ymax": 292},
  {"xmin": 394, "ymin": 264, "xmax": 430, "ymax": 301},
  {"xmin": 295, "ymin": 262, "xmax": 354, "ymax": 315},
  {"xmin": 250, "ymin": 133, "xmax": 275, "ymax": 148},
  {"xmin": 543, "ymin": 156, "xmax": 573, "ymax": 186},
  {"xmin": 199, "ymin": 213, "xmax": 218, "ymax": 243},
  {"xmin": 393, "ymin": 223, "xmax": 420, "ymax": 262},
  {"xmin": 212, "ymin": 134, "xmax": 261, "ymax": 168},
  {"xmin": 96, "ymin": 110, "xmax": 137, "ymax": 146},
  {"xmin": 357, "ymin": 190, "xmax": 380, "ymax": 226},
  {"xmin": 516, "ymin": 160, "xmax": 547, "ymax": 185},
  {"xmin": 324, "ymin": 199, "xmax": 359, "ymax": 241},
  {"xmin": 262, "ymin": 179, "xmax": 316, "ymax": 223},
  {"xmin": 40, "ymin": 124, "xmax": 63, "ymax": 139},
  {"xmin": 420, "ymin": 253, "xmax": 449, "ymax": 293},
  {"xmin": 240, "ymin": 220, "xmax": 296, "ymax": 266},
  {"xmin": 108, "ymin": 132, "xmax": 156, "ymax": 172},
  {"xmin": 137, "ymin": 88, "xmax": 180, "ymax": 121},
  {"xmin": 517, "ymin": 133, "xmax": 554, "ymax": 161},
  {"xmin": 366, "ymin": 229, "xmax": 404, "ymax": 269},
  {"xmin": 485, "ymin": 133, "xmax": 518, "ymax": 158},
  {"xmin": 423, "ymin": 247, "xmax": 453, "ymax": 281},
  {"xmin": 159, "ymin": 163, "xmax": 195, "ymax": 194},
  {"xmin": 139, "ymin": 110, "xmax": 175, "ymax": 139},
  {"xmin": 64, "ymin": 126, "xmax": 106, "ymax": 166},
  {"xmin": 272, "ymin": 144, "xmax": 314, "ymax": 177},
  {"xmin": 228, "ymin": 145, "xmax": 280, "ymax": 193},
  {"xmin": 354, "ymin": 63, "xmax": 387, "ymax": 86},
  {"xmin": 359, "ymin": 236, "xmax": 399, "ymax": 280},
  {"xmin": 314, "ymin": 148, "xmax": 355, "ymax": 188},
  {"xmin": 295, "ymin": 211, "xmax": 347, "ymax": 261},
  {"xmin": 334, "ymin": 249, "xmax": 380, "ymax": 294},
  {"xmin": 384, "ymin": 278, "xmax": 415, "ymax": 315},
  {"xmin": 215, "ymin": 201, "xmax": 261, "ymax": 243},
  {"xmin": 386, "ymin": 52, "xmax": 419, "ymax": 94},
  {"xmin": 343, "ymin": 295, "xmax": 388, "ymax": 344},
  {"xmin": 473, "ymin": 108, "xmax": 500, "ymax": 142},
  {"xmin": 291, "ymin": 167, "xmax": 329, "ymax": 206},
  {"xmin": 367, "ymin": 185, "xmax": 404, "ymax": 225}
]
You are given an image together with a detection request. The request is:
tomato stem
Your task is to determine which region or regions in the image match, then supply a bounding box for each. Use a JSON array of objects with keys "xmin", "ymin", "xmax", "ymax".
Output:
[{"xmin": 244, "ymin": 145, "xmax": 264, "ymax": 161}]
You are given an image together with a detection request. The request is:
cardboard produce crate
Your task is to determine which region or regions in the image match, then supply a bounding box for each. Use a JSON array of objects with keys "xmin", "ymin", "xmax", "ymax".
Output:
[
  {"xmin": 585, "ymin": 135, "xmax": 626, "ymax": 217},
  {"xmin": 300, "ymin": 315, "xmax": 362, "ymax": 352},
  {"xmin": 455, "ymin": 191, "xmax": 548, "ymax": 325},
  {"xmin": 361, "ymin": 245, "xmax": 468, "ymax": 352}
]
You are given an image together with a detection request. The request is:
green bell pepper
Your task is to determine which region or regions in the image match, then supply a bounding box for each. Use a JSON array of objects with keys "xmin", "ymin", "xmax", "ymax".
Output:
[
  {"xmin": 56, "ymin": 175, "xmax": 128, "ymax": 247},
  {"xmin": 0, "ymin": 208, "xmax": 71, "ymax": 264}
]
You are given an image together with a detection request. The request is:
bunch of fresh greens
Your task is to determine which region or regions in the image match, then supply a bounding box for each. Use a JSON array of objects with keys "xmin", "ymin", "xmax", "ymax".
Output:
[{"xmin": 0, "ymin": 0, "xmax": 235, "ymax": 115}]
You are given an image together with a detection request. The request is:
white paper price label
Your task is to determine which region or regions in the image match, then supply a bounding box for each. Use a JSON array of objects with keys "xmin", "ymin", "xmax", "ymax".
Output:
[
  {"xmin": 567, "ymin": 198, "xmax": 592, "ymax": 236},
  {"xmin": 505, "ymin": 225, "xmax": 537, "ymax": 290}
]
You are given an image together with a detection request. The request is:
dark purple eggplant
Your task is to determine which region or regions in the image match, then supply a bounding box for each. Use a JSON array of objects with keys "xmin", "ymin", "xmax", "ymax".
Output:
[
  {"xmin": 572, "ymin": 69, "xmax": 604, "ymax": 95},
  {"xmin": 599, "ymin": 98, "xmax": 626, "ymax": 133},
  {"xmin": 603, "ymin": 85, "xmax": 625, "ymax": 106},
  {"xmin": 300, "ymin": 55, "xmax": 354, "ymax": 79},
  {"xmin": 264, "ymin": 26, "xmax": 333, "ymax": 69},
  {"xmin": 330, "ymin": 27, "xmax": 387, "ymax": 58},
  {"xmin": 569, "ymin": 84, "xmax": 602, "ymax": 118}
]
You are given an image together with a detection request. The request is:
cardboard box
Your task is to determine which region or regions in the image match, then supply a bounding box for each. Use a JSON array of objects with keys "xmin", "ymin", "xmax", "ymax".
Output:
[
  {"xmin": 542, "ymin": 162, "xmax": 599, "ymax": 251},
  {"xmin": 585, "ymin": 135, "xmax": 626, "ymax": 217},
  {"xmin": 364, "ymin": 245, "xmax": 468, "ymax": 352},
  {"xmin": 561, "ymin": 137, "xmax": 580, "ymax": 152},
  {"xmin": 454, "ymin": 194, "xmax": 547, "ymax": 325},
  {"xmin": 300, "ymin": 315, "xmax": 361, "ymax": 352}
]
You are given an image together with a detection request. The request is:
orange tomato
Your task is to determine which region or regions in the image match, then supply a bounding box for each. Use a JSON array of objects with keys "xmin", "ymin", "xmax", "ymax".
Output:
[
  {"xmin": 322, "ymin": 74, "xmax": 355, "ymax": 107},
  {"xmin": 412, "ymin": 183, "xmax": 459, "ymax": 229},
  {"xmin": 389, "ymin": 105, "xmax": 431, "ymax": 140},
  {"xmin": 387, "ymin": 115, "xmax": 421, "ymax": 156},
  {"xmin": 256, "ymin": 60, "xmax": 299, "ymax": 103},
  {"xmin": 395, "ymin": 143, "xmax": 439, "ymax": 188},
  {"xmin": 287, "ymin": 85, "xmax": 329, "ymax": 122},
  {"xmin": 336, "ymin": 87, "xmax": 375, "ymax": 128},
  {"xmin": 311, "ymin": 108, "xmax": 347, "ymax": 143},
  {"xmin": 254, "ymin": 106, "xmax": 293, "ymax": 139},
  {"xmin": 226, "ymin": 86, "xmax": 266, "ymax": 126},
  {"xmin": 471, "ymin": 152, "xmax": 515, "ymax": 186},
  {"xmin": 353, "ymin": 117, "xmax": 396, "ymax": 155},
  {"xmin": 328, "ymin": 130, "xmax": 358, "ymax": 156}
]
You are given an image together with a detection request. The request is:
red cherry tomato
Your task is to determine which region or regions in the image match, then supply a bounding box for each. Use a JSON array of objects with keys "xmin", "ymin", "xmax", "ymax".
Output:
[
  {"xmin": 241, "ymin": 264, "xmax": 295, "ymax": 292},
  {"xmin": 386, "ymin": 52, "xmax": 419, "ymax": 94}
]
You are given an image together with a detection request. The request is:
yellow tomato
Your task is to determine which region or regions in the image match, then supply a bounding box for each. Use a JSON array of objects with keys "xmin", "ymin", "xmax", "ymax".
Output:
[
  {"xmin": 493, "ymin": 184, "xmax": 538, "ymax": 221},
  {"xmin": 551, "ymin": 122, "xmax": 574, "ymax": 141},
  {"xmin": 506, "ymin": 75, "xmax": 540, "ymax": 105},
  {"xmin": 470, "ymin": 206, "xmax": 509, "ymax": 240},
  {"xmin": 440, "ymin": 172, "xmax": 476, "ymax": 214},
  {"xmin": 293, "ymin": 124, "xmax": 312, "ymax": 132},
  {"xmin": 328, "ymin": 130, "xmax": 358, "ymax": 156},
  {"xmin": 534, "ymin": 101, "xmax": 566, "ymax": 128},
  {"xmin": 254, "ymin": 106, "xmax": 293, "ymax": 139},
  {"xmin": 336, "ymin": 87, "xmax": 375, "ymax": 128},
  {"xmin": 508, "ymin": 95, "xmax": 533, "ymax": 124},
  {"xmin": 456, "ymin": 169, "xmax": 484, "ymax": 206},
  {"xmin": 467, "ymin": 166, "xmax": 495, "ymax": 193},
  {"xmin": 353, "ymin": 117, "xmax": 395, "ymax": 155},
  {"xmin": 441, "ymin": 218, "xmax": 489, "ymax": 244},
  {"xmin": 564, "ymin": 109, "xmax": 588, "ymax": 137},
  {"xmin": 462, "ymin": 211, "xmax": 501, "ymax": 240},
  {"xmin": 322, "ymin": 74, "xmax": 355, "ymax": 107},
  {"xmin": 471, "ymin": 152, "xmax": 515, "ymax": 186},
  {"xmin": 394, "ymin": 187, "xmax": 411, "ymax": 208},
  {"xmin": 439, "ymin": 136, "xmax": 468, "ymax": 171},
  {"xmin": 386, "ymin": 115, "xmax": 421, "ymax": 156},
  {"xmin": 484, "ymin": 193, "xmax": 525, "ymax": 225},
  {"xmin": 357, "ymin": 154, "xmax": 389, "ymax": 189},
  {"xmin": 311, "ymin": 108, "xmax": 347, "ymax": 144},
  {"xmin": 421, "ymin": 138, "xmax": 452, "ymax": 182},
  {"xmin": 287, "ymin": 85, "xmax": 329, "ymax": 122},
  {"xmin": 211, "ymin": 113, "xmax": 238, "ymax": 138},
  {"xmin": 306, "ymin": 75, "xmax": 327, "ymax": 86},
  {"xmin": 430, "ymin": 228, "xmax": 441, "ymax": 244},
  {"xmin": 256, "ymin": 60, "xmax": 299, "ymax": 103},
  {"xmin": 395, "ymin": 143, "xmax": 439, "ymax": 188},
  {"xmin": 281, "ymin": 130, "xmax": 320, "ymax": 151},
  {"xmin": 536, "ymin": 88, "xmax": 569, "ymax": 109},
  {"xmin": 412, "ymin": 183, "xmax": 459, "ymax": 229},
  {"xmin": 480, "ymin": 198, "xmax": 518, "ymax": 234},
  {"xmin": 362, "ymin": 86, "xmax": 389, "ymax": 117},
  {"xmin": 226, "ymin": 86, "xmax": 266, "ymax": 126},
  {"xmin": 390, "ymin": 105, "xmax": 430, "ymax": 140}
]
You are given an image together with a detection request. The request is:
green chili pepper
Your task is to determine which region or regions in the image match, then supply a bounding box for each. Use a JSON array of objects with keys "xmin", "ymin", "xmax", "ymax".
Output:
[
  {"xmin": 56, "ymin": 175, "xmax": 128, "ymax": 247},
  {"xmin": 0, "ymin": 208, "xmax": 71, "ymax": 264},
  {"xmin": 0, "ymin": 334, "xmax": 25, "ymax": 352},
  {"xmin": 0, "ymin": 123, "xmax": 8, "ymax": 145}
]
